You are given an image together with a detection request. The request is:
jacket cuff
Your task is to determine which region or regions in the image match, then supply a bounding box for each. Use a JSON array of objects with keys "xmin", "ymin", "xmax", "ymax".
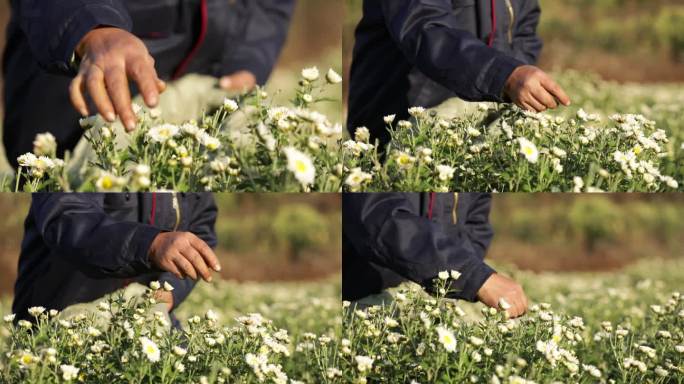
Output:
[
  {"xmin": 129, "ymin": 224, "xmax": 162, "ymax": 273},
  {"xmin": 481, "ymin": 55, "xmax": 524, "ymax": 103},
  {"xmin": 450, "ymin": 262, "xmax": 496, "ymax": 302},
  {"xmin": 55, "ymin": 5, "xmax": 132, "ymax": 75}
]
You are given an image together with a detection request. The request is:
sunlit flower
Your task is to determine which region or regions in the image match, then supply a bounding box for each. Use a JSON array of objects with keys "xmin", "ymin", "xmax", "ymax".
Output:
[
  {"xmin": 139, "ymin": 337, "xmax": 160, "ymax": 363},
  {"xmin": 223, "ymin": 98, "xmax": 239, "ymax": 113},
  {"xmin": 60, "ymin": 364, "xmax": 80, "ymax": 381},
  {"xmin": 27, "ymin": 306, "xmax": 45, "ymax": 317},
  {"xmin": 301, "ymin": 67, "xmax": 320, "ymax": 81},
  {"xmin": 355, "ymin": 355, "xmax": 374, "ymax": 372},
  {"xmin": 147, "ymin": 124, "xmax": 180, "ymax": 143},
  {"xmin": 283, "ymin": 146, "xmax": 316, "ymax": 187},
  {"xmin": 436, "ymin": 326, "xmax": 457, "ymax": 352},
  {"xmin": 517, "ymin": 138, "xmax": 539, "ymax": 163},
  {"xmin": 325, "ymin": 68, "xmax": 342, "ymax": 84},
  {"xmin": 33, "ymin": 133, "xmax": 57, "ymax": 156}
]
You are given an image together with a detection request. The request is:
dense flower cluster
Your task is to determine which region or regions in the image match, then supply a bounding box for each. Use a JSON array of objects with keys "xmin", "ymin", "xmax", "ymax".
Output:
[
  {"xmin": 344, "ymin": 105, "xmax": 681, "ymax": 192},
  {"xmin": 13, "ymin": 67, "xmax": 343, "ymax": 192},
  {"xmin": 340, "ymin": 262, "xmax": 684, "ymax": 383}
]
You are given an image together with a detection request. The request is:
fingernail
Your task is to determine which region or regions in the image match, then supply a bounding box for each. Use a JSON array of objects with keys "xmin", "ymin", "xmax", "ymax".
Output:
[
  {"xmin": 220, "ymin": 78, "xmax": 231, "ymax": 89},
  {"xmin": 215, "ymin": 264, "xmax": 222, "ymax": 272},
  {"xmin": 105, "ymin": 112, "xmax": 116, "ymax": 121},
  {"xmin": 147, "ymin": 94, "xmax": 158, "ymax": 106},
  {"xmin": 207, "ymin": 276, "xmax": 213, "ymax": 282},
  {"xmin": 125, "ymin": 119, "xmax": 136, "ymax": 131}
]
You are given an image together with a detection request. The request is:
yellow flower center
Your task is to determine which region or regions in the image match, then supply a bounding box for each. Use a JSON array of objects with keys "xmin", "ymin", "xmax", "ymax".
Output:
[
  {"xmin": 101, "ymin": 176, "xmax": 113, "ymax": 190},
  {"xmin": 295, "ymin": 160, "xmax": 308, "ymax": 173}
]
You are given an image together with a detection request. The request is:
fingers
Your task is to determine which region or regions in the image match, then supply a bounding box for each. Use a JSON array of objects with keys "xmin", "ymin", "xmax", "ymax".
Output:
[
  {"xmin": 219, "ymin": 70, "xmax": 257, "ymax": 92},
  {"xmin": 69, "ymin": 75, "xmax": 89, "ymax": 116},
  {"xmin": 85, "ymin": 67, "xmax": 116, "ymax": 122},
  {"xmin": 163, "ymin": 260, "xmax": 184, "ymax": 280},
  {"xmin": 128, "ymin": 55, "xmax": 161, "ymax": 108},
  {"xmin": 542, "ymin": 77, "xmax": 571, "ymax": 106},
  {"xmin": 531, "ymin": 87, "xmax": 557, "ymax": 110},
  {"xmin": 105, "ymin": 66, "xmax": 136, "ymax": 131},
  {"xmin": 190, "ymin": 235, "xmax": 221, "ymax": 272},
  {"xmin": 521, "ymin": 94, "xmax": 546, "ymax": 112},
  {"xmin": 181, "ymin": 247, "xmax": 212, "ymax": 282},
  {"xmin": 173, "ymin": 254, "xmax": 198, "ymax": 280}
]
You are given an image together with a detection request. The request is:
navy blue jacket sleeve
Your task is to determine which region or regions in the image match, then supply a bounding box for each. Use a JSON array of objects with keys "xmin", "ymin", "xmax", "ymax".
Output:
[
  {"xmin": 346, "ymin": 193, "xmax": 494, "ymax": 302},
  {"xmin": 31, "ymin": 193, "xmax": 160, "ymax": 278},
  {"xmin": 158, "ymin": 194, "xmax": 217, "ymax": 311},
  {"xmin": 511, "ymin": 0, "xmax": 543, "ymax": 64},
  {"xmin": 380, "ymin": 0, "xmax": 525, "ymax": 102},
  {"xmin": 17, "ymin": 0, "xmax": 132, "ymax": 74},
  {"xmin": 463, "ymin": 194, "xmax": 494, "ymax": 260},
  {"xmin": 222, "ymin": 0, "xmax": 295, "ymax": 85}
]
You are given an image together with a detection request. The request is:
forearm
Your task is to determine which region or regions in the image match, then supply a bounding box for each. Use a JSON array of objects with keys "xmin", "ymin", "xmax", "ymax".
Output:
[
  {"xmin": 32, "ymin": 194, "xmax": 160, "ymax": 278},
  {"xmin": 345, "ymin": 193, "xmax": 495, "ymax": 301},
  {"xmin": 18, "ymin": 0, "xmax": 132, "ymax": 74},
  {"xmin": 380, "ymin": 0, "xmax": 524, "ymax": 101}
]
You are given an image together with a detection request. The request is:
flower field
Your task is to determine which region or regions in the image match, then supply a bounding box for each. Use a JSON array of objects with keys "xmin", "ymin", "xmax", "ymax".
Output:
[
  {"xmin": 342, "ymin": 260, "xmax": 684, "ymax": 383},
  {"xmin": 343, "ymin": 72, "xmax": 684, "ymax": 192},
  {"xmin": 2, "ymin": 260, "xmax": 683, "ymax": 383},
  {"xmin": 9, "ymin": 67, "xmax": 343, "ymax": 192}
]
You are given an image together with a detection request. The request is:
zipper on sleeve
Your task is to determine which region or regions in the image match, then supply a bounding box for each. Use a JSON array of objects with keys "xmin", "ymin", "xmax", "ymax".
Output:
[
  {"xmin": 504, "ymin": 0, "xmax": 515, "ymax": 44},
  {"xmin": 452, "ymin": 193, "xmax": 459, "ymax": 224},
  {"xmin": 172, "ymin": 192, "xmax": 181, "ymax": 231}
]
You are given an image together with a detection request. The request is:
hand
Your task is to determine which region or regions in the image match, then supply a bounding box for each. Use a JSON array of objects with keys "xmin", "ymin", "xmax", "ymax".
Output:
[
  {"xmin": 477, "ymin": 273, "xmax": 528, "ymax": 318},
  {"xmin": 219, "ymin": 70, "xmax": 257, "ymax": 92},
  {"xmin": 154, "ymin": 290, "xmax": 174, "ymax": 312},
  {"xmin": 504, "ymin": 65, "xmax": 571, "ymax": 113},
  {"xmin": 70, "ymin": 27, "xmax": 166, "ymax": 131},
  {"xmin": 148, "ymin": 232, "xmax": 221, "ymax": 282}
]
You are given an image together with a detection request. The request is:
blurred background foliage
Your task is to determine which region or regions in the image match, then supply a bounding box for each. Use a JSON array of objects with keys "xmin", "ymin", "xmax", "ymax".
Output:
[
  {"xmin": 0, "ymin": 194, "xmax": 341, "ymax": 296},
  {"xmin": 343, "ymin": 0, "xmax": 684, "ymax": 104}
]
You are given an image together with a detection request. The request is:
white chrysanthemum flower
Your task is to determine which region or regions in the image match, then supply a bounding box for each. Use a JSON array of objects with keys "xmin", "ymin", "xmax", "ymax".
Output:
[
  {"xmin": 147, "ymin": 124, "xmax": 180, "ymax": 143},
  {"xmin": 438, "ymin": 271, "xmax": 449, "ymax": 280},
  {"xmin": 517, "ymin": 137, "xmax": 539, "ymax": 163},
  {"xmin": 573, "ymin": 176, "xmax": 584, "ymax": 193},
  {"xmin": 301, "ymin": 66, "xmax": 320, "ymax": 81},
  {"xmin": 345, "ymin": 168, "xmax": 372, "ymax": 191},
  {"xmin": 205, "ymin": 309, "xmax": 219, "ymax": 322},
  {"xmin": 325, "ymin": 68, "xmax": 342, "ymax": 84},
  {"xmin": 383, "ymin": 114, "xmax": 396, "ymax": 124},
  {"xmin": 436, "ymin": 164, "xmax": 456, "ymax": 182},
  {"xmin": 450, "ymin": 270, "xmax": 461, "ymax": 280},
  {"xmin": 408, "ymin": 106, "xmax": 425, "ymax": 117},
  {"xmin": 436, "ymin": 326, "xmax": 457, "ymax": 352},
  {"xmin": 149, "ymin": 281, "xmax": 161, "ymax": 290},
  {"xmin": 28, "ymin": 306, "xmax": 46, "ymax": 317},
  {"xmin": 140, "ymin": 337, "xmax": 160, "ymax": 363},
  {"xmin": 163, "ymin": 281, "xmax": 174, "ymax": 292},
  {"xmin": 223, "ymin": 98, "xmax": 239, "ymax": 113},
  {"xmin": 354, "ymin": 127, "xmax": 370, "ymax": 142},
  {"xmin": 354, "ymin": 355, "xmax": 374, "ymax": 372},
  {"xmin": 172, "ymin": 346, "xmax": 187, "ymax": 356},
  {"xmin": 199, "ymin": 132, "xmax": 221, "ymax": 151},
  {"xmin": 17, "ymin": 153, "xmax": 38, "ymax": 167},
  {"xmin": 33, "ymin": 132, "xmax": 57, "ymax": 156},
  {"xmin": 283, "ymin": 147, "xmax": 316, "ymax": 187},
  {"xmin": 60, "ymin": 364, "xmax": 79, "ymax": 381},
  {"xmin": 394, "ymin": 151, "xmax": 416, "ymax": 170}
]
